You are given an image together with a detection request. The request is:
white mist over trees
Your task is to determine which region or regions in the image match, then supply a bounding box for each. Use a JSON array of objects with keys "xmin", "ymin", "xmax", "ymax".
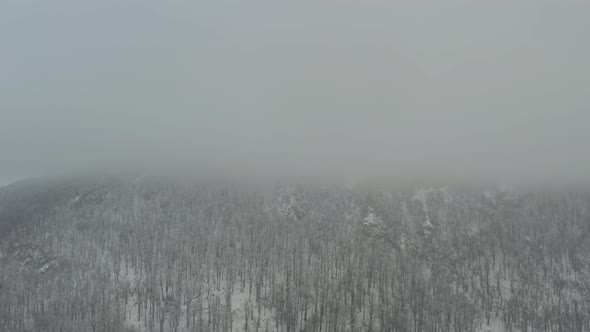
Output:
[{"xmin": 1, "ymin": 0, "xmax": 590, "ymax": 184}]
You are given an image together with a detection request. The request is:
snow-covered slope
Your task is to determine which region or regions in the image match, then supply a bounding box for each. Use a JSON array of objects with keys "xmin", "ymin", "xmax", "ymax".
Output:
[{"xmin": 0, "ymin": 176, "xmax": 589, "ymax": 331}]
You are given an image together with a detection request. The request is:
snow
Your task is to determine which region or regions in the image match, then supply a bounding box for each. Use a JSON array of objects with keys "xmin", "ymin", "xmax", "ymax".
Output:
[
  {"xmin": 117, "ymin": 261, "xmax": 277, "ymax": 332},
  {"xmin": 39, "ymin": 263, "xmax": 51, "ymax": 273},
  {"xmin": 476, "ymin": 317, "xmax": 517, "ymax": 332},
  {"xmin": 362, "ymin": 207, "xmax": 382, "ymax": 227}
]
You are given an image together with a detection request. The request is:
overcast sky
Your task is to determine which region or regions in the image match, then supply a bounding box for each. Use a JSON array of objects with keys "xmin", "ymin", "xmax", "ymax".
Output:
[{"xmin": 1, "ymin": 0, "xmax": 589, "ymax": 185}]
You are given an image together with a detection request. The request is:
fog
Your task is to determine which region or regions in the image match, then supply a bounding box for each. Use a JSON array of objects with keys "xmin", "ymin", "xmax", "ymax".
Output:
[{"xmin": 1, "ymin": 0, "xmax": 589, "ymax": 185}]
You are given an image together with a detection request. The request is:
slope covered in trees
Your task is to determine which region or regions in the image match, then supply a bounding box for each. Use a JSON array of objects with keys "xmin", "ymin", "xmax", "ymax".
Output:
[{"xmin": 0, "ymin": 176, "xmax": 589, "ymax": 331}]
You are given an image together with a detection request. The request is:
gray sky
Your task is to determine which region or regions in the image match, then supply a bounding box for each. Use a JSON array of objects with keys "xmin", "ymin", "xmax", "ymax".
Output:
[{"xmin": 1, "ymin": 0, "xmax": 589, "ymax": 185}]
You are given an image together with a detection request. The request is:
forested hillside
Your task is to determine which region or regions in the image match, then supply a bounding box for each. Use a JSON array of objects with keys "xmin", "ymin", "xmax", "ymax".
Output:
[{"xmin": 0, "ymin": 176, "xmax": 589, "ymax": 331}]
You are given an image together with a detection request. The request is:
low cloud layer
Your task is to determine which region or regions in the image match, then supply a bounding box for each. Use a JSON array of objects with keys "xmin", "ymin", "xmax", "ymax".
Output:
[{"xmin": 1, "ymin": 0, "xmax": 589, "ymax": 185}]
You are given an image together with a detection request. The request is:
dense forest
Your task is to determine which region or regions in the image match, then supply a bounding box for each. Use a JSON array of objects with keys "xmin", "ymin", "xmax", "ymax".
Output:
[{"xmin": 0, "ymin": 176, "xmax": 589, "ymax": 331}]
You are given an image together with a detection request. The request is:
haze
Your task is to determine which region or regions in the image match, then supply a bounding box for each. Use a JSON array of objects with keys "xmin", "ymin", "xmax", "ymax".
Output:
[{"xmin": 1, "ymin": 0, "xmax": 589, "ymax": 185}]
